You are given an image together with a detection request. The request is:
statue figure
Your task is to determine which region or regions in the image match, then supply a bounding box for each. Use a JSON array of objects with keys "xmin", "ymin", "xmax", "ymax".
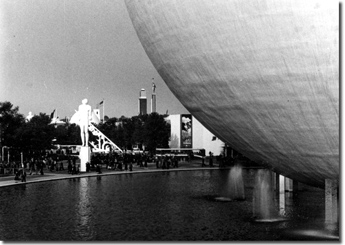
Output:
[
  {"xmin": 26, "ymin": 111, "xmax": 34, "ymax": 122},
  {"xmin": 78, "ymin": 98, "xmax": 92, "ymax": 147},
  {"xmin": 152, "ymin": 82, "xmax": 156, "ymax": 93}
]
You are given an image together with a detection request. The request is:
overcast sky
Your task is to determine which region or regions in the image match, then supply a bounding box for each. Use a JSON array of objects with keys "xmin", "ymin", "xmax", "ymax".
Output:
[{"xmin": 0, "ymin": 0, "xmax": 189, "ymax": 119}]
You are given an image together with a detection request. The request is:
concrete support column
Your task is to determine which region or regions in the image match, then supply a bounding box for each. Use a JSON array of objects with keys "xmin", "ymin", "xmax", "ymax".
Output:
[
  {"xmin": 275, "ymin": 173, "xmax": 280, "ymax": 193},
  {"xmin": 285, "ymin": 177, "xmax": 293, "ymax": 192},
  {"xmin": 325, "ymin": 179, "xmax": 338, "ymax": 224},
  {"xmin": 292, "ymin": 180, "xmax": 299, "ymax": 193},
  {"xmin": 279, "ymin": 175, "xmax": 285, "ymax": 194},
  {"xmin": 271, "ymin": 172, "xmax": 276, "ymax": 191},
  {"xmin": 279, "ymin": 175, "xmax": 285, "ymax": 215}
]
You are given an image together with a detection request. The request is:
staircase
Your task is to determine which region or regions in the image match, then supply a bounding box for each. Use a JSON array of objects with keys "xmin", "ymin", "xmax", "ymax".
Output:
[{"xmin": 88, "ymin": 123, "xmax": 123, "ymax": 153}]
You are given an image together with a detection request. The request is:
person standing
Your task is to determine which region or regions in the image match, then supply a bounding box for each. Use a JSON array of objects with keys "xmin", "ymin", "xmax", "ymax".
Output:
[
  {"xmin": 68, "ymin": 161, "xmax": 72, "ymax": 174},
  {"xmin": 162, "ymin": 156, "xmax": 166, "ymax": 169},
  {"xmin": 21, "ymin": 168, "xmax": 27, "ymax": 182},
  {"xmin": 171, "ymin": 154, "xmax": 176, "ymax": 168},
  {"xmin": 72, "ymin": 163, "xmax": 77, "ymax": 175},
  {"xmin": 29, "ymin": 158, "xmax": 34, "ymax": 175},
  {"xmin": 72, "ymin": 156, "xmax": 76, "ymax": 165},
  {"xmin": 155, "ymin": 155, "xmax": 159, "ymax": 168},
  {"xmin": 174, "ymin": 154, "xmax": 179, "ymax": 168},
  {"xmin": 59, "ymin": 160, "xmax": 64, "ymax": 171},
  {"xmin": 50, "ymin": 159, "xmax": 55, "ymax": 172},
  {"xmin": 40, "ymin": 158, "xmax": 44, "ymax": 175},
  {"xmin": 96, "ymin": 163, "xmax": 102, "ymax": 174},
  {"xmin": 209, "ymin": 151, "xmax": 213, "ymax": 167},
  {"xmin": 124, "ymin": 154, "xmax": 128, "ymax": 171},
  {"xmin": 35, "ymin": 159, "xmax": 39, "ymax": 175},
  {"xmin": 129, "ymin": 159, "xmax": 133, "ymax": 172},
  {"xmin": 144, "ymin": 154, "xmax": 148, "ymax": 168},
  {"xmin": 86, "ymin": 162, "xmax": 90, "ymax": 172},
  {"xmin": 139, "ymin": 153, "xmax": 143, "ymax": 167}
]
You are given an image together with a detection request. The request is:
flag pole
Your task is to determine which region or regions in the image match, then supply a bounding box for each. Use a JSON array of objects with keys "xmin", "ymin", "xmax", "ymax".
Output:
[
  {"xmin": 55, "ymin": 109, "xmax": 57, "ymax": 127},
  {"xmin": 103, "ymin": 99, "xmax": 105, "ymax": 122}
]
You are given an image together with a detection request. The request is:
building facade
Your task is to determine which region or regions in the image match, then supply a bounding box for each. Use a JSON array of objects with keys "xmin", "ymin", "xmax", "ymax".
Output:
[
  {"xmin": 166, "ymin": 114, "xmax": 224, "ymax": 156},
  {"xmin": 138, "ymin": 89, "xmax": 147, "ymax": 115}
]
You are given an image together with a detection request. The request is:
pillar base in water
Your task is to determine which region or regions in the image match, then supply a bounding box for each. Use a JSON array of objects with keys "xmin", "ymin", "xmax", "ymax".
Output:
[
  {"xmin": 214, "ymin": 196, "xmax": 245, "ymax": 202},
  {"xmin": 325, "ymin": 179, "xmax": 338, "ymax": 224},
  {"xmin": 283, "ymin": 228, "xmax": 339, "ymax": 241},
  {"xmin": 214, "ymin": 197, "xmax": 233, "ymax": 202},
  {"xmin": 253, "ymin": 217, "xmax": 288, "ymax": 223}
]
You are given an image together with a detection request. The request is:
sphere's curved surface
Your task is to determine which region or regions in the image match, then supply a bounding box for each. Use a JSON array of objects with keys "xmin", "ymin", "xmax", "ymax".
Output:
[{"xmin": 125, "ymin": 0, "xmax": 339, "ymax": 187}]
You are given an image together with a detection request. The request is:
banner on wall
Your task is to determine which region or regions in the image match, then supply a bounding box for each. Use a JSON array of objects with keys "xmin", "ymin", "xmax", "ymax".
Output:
[{"xmin": 181, "ymin": 114, "xmax": 192, "ymax": 148}]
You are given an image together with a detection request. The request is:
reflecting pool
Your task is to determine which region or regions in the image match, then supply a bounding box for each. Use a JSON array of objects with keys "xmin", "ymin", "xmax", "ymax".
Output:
[{"xmin": 0, "ymin": 169, "xmax": 339, "ymax": 241}]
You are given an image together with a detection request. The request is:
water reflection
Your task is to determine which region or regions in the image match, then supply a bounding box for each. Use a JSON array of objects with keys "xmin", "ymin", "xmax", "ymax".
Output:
[
  {"xmin": 75, "ymin": 178, "xmax": 94, "ymax": 240},
  {"xmin": 253, "ymin": 169, "xmax": 283, "ymax": 222},
  {"xmin": 228, "ymin": 165, "xmax": 245, "ymax": 200},
  {"xmin": 217, "ymin": 165, "xmax": 245, "ymax": 201},
  {"xmin": 283, "ymin": 223, "xmax": 339, "ymax": 241},
  {"xmin": 13, "ymin": 184, "xmax": 27, "ymax": 197},
  {"xmin": 0, "ymin": 169, "xmax": 338, "ymax": 241}
]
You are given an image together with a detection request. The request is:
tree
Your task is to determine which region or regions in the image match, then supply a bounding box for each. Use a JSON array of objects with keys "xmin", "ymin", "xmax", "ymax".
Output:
[
  {"xmin": 15, "ymin": 113, "xmax": 55, "ymax": 155},
  {"xmin": 66, "ymin": 123, "xmax": 82, "ymax": 145},
  {"xmin": 52, "ymin": 123, "xmax": 81, "ymax": 145},
  {"xmin": 143, "ymin": 113, "xmax": 170, "ymax": 154},
  {"xmin": 120, "ymin": 116, "xmax": 135, "ymax": 150},
  {"xmin": 95, "ymin": 113, "xmax": 170, "ymax": 153},
  {"xmin": 131, "ymin": 114, "xmax": 147, "ymax": 149},
  {"xmin": 0, "ymin": 101, "xmax": 25, "ymax": 148},
  {"xmin": 98, "ymin": 117, "xmax": 119, "ymax": 145}
]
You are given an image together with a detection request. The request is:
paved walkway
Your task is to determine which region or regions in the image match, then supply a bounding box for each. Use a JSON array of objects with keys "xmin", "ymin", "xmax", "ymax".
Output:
[{"xmin": 0, "ymin": 161, "xmax": 222, "ymax": 188}]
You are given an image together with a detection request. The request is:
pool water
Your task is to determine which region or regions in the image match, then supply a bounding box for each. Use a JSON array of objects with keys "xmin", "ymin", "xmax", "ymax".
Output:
[{"xmin": 0, "ymin": 169, "xmax": 339, "ymax": 241}]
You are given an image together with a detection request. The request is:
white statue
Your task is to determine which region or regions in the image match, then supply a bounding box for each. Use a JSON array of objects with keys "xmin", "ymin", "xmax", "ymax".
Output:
[
  {"xmin": 152, "ymin": 82, "xmax": 156, "ymax": 93},
  {"xmin": 78, "ymin": 98, "xmax": 92, "ymax": 147},
  {"xmin": 26, "ymin": 111, "xmax": 34, "ymax": 122}
]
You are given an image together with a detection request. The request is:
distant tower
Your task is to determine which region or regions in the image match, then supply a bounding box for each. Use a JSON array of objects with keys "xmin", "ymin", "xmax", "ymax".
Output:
[
  {"xmin": 139, "ymin": 88, "xmax": 147, "ymax": 115},
  {"xmin": 151, "ymin": 81, "xmax": 157, "ymax": 113}
]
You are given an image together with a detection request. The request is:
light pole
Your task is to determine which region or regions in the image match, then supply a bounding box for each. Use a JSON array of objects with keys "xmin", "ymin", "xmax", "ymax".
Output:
[
  {"xmin": 0, "ymin": 124, "xmax": 2, "ymax": 161},
  {"xmin": 2, "ymin": 146, "xmax": 5, "ymax": 162},
  {"xmin": 2, "ymin": 146, "xmax": 9, "ymax": 163}
]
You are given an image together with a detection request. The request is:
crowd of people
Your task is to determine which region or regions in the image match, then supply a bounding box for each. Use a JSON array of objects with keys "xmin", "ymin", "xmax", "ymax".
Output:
[
  {"xmin": 91, "ymin": 152, "xmax": 158, "ymax": 172},
  {"xmin": 0, "ymin": 152, "xmax": 80, "ymax": 182},
  {"xmin": 0, "ymin": 149, "xmax": 240, "ymax": 183}
]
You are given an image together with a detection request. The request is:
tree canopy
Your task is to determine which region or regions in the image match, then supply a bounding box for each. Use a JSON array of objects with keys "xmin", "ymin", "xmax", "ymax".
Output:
[
  {"xmin": 0, "ymin": 101, "xmax": 25, "ymax": 148},
  {"xmin": 97, "ymin": 113, "xmax": 170, "ymax": 154},
  {"xmin": 0, "ymin": 101, "xmax": 171, "ymax": 159}
]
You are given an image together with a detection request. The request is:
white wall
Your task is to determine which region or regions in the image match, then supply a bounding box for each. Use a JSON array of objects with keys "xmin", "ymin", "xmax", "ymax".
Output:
[
  {"xmin": 192, "ymin": 118, "xmax": 204, "ymax": 150},
  {"xmin": 201, "ymin": 124, "xmax": 224, "ymax": 156},
  {"xmin": 167, "ymin": 114, "xmax": 181, "ymax": 148},
  {"xmin": 193, "ymin": 116, "xmax": 224, "ymax": 155}
]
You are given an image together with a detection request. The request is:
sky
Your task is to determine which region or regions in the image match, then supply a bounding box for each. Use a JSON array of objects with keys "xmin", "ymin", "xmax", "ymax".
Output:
[{"xmin": 0, "ymin": 0, "xmax": 189, "ymax": 119}]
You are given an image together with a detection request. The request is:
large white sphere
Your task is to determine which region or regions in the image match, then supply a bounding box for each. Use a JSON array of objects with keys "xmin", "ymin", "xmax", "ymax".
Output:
[{"xmin": 125, "ymin": 0, "xmax": 339, "ymax": 187}]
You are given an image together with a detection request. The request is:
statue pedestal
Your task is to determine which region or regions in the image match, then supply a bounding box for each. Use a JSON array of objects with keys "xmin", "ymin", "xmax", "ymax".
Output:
[{"xmin": 79, "ymin": 146, "xmax": 90, "ymax": 172}]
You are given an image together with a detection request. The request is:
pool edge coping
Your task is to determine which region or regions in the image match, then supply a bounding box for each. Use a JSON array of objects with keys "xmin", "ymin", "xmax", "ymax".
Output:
[{"xmin": 0, "ymin": 167, "xmax": 231, "ymax": 188}]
